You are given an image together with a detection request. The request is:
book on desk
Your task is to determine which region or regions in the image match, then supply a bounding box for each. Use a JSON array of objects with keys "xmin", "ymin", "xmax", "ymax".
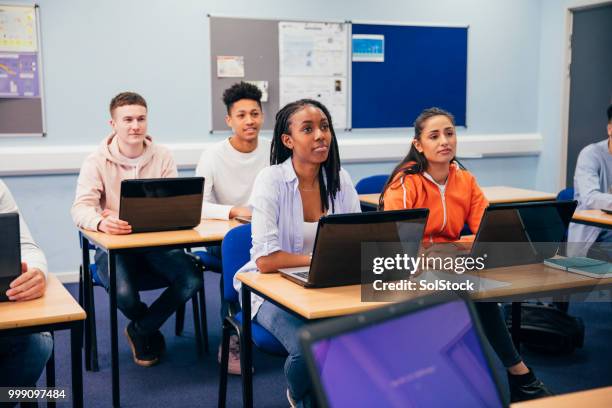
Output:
[{"xmin": 544, "ymin": 256, "xmax": 612, "ymax": 278}]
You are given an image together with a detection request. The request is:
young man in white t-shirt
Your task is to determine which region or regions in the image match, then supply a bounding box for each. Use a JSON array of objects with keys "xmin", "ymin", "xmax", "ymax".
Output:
[{"xmin": 195, "ymin": 82, "xmax": 269, "ymax": 374}]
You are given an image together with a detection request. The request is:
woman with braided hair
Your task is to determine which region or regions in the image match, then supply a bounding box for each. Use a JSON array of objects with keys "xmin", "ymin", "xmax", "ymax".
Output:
[{"xmin": 234, "ymin": 99, "xmax": 361, "ymax": 407}]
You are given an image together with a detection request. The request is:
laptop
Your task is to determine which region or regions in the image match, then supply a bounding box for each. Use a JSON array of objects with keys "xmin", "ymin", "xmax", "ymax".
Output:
[
  {"xmin": 119, "ymin": 177, "xmax": 204, "ymax": 233},
  {"xmin": 467, "ymin": 200, "xmax": 577, "ymax": 268},
  {"xmin": 300, "ymin": 292, "xmax": 506, "ymax": 408},
  {"xmin": 279, "ymin": 209, "xmax": 429, "ymax": 288},
  {"xmin": 0, "ymin": 213, "xmax": 22, "ymax": 302}
]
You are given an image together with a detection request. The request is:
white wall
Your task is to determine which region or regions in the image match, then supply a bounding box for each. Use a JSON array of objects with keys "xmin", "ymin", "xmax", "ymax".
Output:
[{"xmin": 0, "ymin": 0, "xmax": 561, "ymax": 277}]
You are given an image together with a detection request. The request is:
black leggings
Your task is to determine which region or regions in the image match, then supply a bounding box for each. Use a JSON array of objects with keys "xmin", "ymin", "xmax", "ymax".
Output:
[{"xmin": 475, "ymin": 302, "xmax": 522, "ymax": 368}]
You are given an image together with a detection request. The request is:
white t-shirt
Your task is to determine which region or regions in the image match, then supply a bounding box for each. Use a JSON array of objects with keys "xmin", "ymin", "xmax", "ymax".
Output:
[{"xmin": 195, "ymin": 137, "xmax": 270, "ymax": 220}]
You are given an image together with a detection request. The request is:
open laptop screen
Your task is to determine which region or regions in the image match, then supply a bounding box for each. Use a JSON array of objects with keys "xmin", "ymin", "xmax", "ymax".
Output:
[{"xmin": 309, "ymin": 300, "xmax": 503, "ymax": 408}]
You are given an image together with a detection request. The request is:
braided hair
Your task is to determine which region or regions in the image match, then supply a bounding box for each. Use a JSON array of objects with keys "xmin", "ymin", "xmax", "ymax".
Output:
[
  {"xmin": 379, "ymin": 107, "xmax": 464, "ymax": 209},
  {"xmin": 270, "ymin": 99, "xmax": 341, "ymax": 213}
]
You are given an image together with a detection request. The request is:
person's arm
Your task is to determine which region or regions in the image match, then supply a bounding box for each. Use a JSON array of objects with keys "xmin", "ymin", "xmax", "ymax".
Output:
[
  {"xmin": 574, "ymin": 146, "xmax": 612, "ymax": 209},
  {"xmin": 382, "ymin": 173, "xmax": 415, "ymax": 210},
  {"xmin": 466, "ymin": 175, "xmax": 488, "ymax": 235},
  {"xmin": 339, "ymin": 168, "xmax": 362, "ymax": 213},
  {"xmin": 70, "ymin": 158, "xmax": 106, "ymax": 231},
  {"xmin": 195, "ymin": 148, "xmax": 234, "ymax": 220},
  {"xmin": 255, "ymin": 251, "xmax": 310, "ymax": 273},
  {"xmin": 249, "ymin": 169, "xmax": 310, "ymax": 273}
]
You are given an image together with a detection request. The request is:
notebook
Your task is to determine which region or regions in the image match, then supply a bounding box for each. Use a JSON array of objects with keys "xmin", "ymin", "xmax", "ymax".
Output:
[
  {"xmin": 119, "ymin": 177, "xmax": 204, "ymax": 233},
  {"xmin": 544, "ymin": 256, "xmax": 612, "ymax": 278},
  {"xmin": 300, "ymin": 293, "xmax": 506, "ymax": 408}
]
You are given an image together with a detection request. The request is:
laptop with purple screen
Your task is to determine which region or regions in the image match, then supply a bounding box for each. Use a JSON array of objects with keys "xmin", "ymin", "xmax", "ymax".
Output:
[{"xmin": 300, "ymin": 294, "xmax": 506, "ymax": 408}]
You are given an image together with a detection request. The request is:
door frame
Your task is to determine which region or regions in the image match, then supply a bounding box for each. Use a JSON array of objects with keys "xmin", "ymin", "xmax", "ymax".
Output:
[{"xmin": 560, "ymin": 0, "xmax": 612, "ymax": 188}]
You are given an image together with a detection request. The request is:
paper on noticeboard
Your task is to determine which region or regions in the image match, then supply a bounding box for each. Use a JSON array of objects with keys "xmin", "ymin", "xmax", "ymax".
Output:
[
  {"xmin": 279, "ymin": 76, "xmax": 346, "ymax": 129},
  {"xmin": 0, "ymin": 5, "xmax": 37, "ymax": 52},
  {"xmin": 216, "ymin": 56, "xmax": 245, "ymax": 78},
  {"xmin": 352, "ymin": 34, "xmax": 384, "ymax": 62},
  {"xmin": 278, "ymin": 21, "xmax": 348, "ymax": 129},
  {"xmin": 245, "ymin": 80, "xmax": 269, "ymax": 102}
]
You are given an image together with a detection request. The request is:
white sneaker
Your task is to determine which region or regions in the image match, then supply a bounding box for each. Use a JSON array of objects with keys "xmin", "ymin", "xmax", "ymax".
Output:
[{"xmin": 286, "ymin": 389, "xmax": 298, "ymax": 408}]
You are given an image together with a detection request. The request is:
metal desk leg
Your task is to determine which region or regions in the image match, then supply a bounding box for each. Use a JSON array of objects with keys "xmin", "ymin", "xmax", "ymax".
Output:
[
  {"xmin": 46, "ymin": 332, "xmax": 55, "ymax": 408},
  {"xmin": 511, "ymin": 302, "xmax": 521, "ymax": 352},
  {"xmin": 71, "ymin": 322, "xmax": 84, "ymax": 408},
  {"xmin": 108, "ymin": 251, "xmax": 120, "ymax": 407},
  {"xmin": 240, "ymin": 287, "xmax": 253, "ymax": 408}
]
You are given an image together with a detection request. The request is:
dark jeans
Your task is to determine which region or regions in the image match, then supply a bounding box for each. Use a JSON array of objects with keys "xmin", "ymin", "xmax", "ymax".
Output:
[
  {"xmin": 476, "ymin": 302, "xmax": 522, "ymax": 368},
  {"xmin": 0, "ymin": 333, "xmax": 53, "ymax": 388},
  {"xmin": 94, "ymin": 248, "xmax": 202, "ymax": 334}
]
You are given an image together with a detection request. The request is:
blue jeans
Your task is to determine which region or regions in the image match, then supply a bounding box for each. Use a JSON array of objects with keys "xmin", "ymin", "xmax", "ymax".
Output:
[
  {"xmin": 255, "ymin": 301, "xmax": 313, "ymax": 408},
  {"xmin": 95, "ymin": 248, "xmax": 202, "ymax": 334},
  {"xmin": 0, "ymin": 332, "xmax": 53, "ymax": 389}
]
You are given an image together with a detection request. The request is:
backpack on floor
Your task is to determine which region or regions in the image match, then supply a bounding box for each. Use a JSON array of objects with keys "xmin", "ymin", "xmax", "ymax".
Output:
[{"xmin": 504, "ymin": 303, "xmax": 585, "ymax": 354}]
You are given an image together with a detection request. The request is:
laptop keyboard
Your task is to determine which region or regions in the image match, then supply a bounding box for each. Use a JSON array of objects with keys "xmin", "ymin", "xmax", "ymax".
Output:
[{"xmin": 295, "ymin": 271, "xmax": 309, "ymax": 279}]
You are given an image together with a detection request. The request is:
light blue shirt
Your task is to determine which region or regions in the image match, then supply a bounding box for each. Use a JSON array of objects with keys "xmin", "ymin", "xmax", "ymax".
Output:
[
  {"xmin": 568, "ymin": 139, "xmax": 612, "ymax": 255},
  {"xmin": 234, "ymin": 157, "xmax": 361, "ymax": 318}
]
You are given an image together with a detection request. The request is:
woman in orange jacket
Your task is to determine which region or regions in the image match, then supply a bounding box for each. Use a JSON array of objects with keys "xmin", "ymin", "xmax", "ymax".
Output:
[{"xmin": 381, "ymin": 107, "xmax": 551, "ymax": 403}]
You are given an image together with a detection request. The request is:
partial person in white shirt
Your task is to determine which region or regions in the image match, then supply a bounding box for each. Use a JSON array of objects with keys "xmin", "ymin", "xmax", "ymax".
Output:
[
  {"xmin": 0, "ymin": 180, "xmax": 53, "ymax": 394},
  {"xmin": 195, "ymin": 81, "xmax": 269, "ymax": 375},
  {"xmin": 234, "ymin": 99, "xmax": 361, "ymax": 408}
]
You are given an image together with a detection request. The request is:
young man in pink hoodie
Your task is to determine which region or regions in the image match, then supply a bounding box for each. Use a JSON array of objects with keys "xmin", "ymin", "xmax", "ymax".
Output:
[{"xmin": 71, "ymin": 92, "xmax": 202, "ymax": 367}]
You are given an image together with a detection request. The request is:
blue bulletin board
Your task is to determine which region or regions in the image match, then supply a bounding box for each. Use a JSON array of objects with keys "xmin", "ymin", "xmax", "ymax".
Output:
[{"xmin": 351, "ymin": 23, "xmax": 468, "ymax": 129}]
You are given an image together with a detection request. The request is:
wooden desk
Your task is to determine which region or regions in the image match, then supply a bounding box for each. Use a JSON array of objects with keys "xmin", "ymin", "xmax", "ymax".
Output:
[
  {"xmin": 80, "ymin": 219, "xmax": 238, "ymax": 408},
  {"xmin": 571, "ymin": 209, "xmax": 612, "ymax": 229},
  {"xmin": 511, "ymin": 386, "xmax": 612, "ymax": 407},
  {"xmin": 360, "ymin": 186, "xmax": 557, "ymax": 208},
  {"xmin": 0, "ymin": 274, "xmax": 86, "ymax": 407},
  {"xmin": 236, "ymin": 264, "xmax": 612, "ymax": 407}
]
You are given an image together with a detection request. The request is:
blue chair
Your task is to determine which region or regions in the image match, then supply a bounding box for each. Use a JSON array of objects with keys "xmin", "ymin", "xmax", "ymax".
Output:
[
  {"xmin": 355, "ymin": 174, "xmax": 389, "ymax": 194},
  {"xmin": 217, "ymin": 224, "xmax": 286, "ymax": 407},
  {"xmin": 557, "ymin": 187, "xmax": 575, "ymax": 201},
  {"xmin": 356, "ymin": 174, "xmax": 389, "ymax": 212},
  {"xmin": 78, "ymin": 233, "xmax": 209, "ymax": 372}
]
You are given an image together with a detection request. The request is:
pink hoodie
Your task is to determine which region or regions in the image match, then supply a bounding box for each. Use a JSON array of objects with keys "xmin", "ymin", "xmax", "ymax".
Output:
[{"xmin": 71, "ymin": 133, "xmax": 177, "ymax": 231}]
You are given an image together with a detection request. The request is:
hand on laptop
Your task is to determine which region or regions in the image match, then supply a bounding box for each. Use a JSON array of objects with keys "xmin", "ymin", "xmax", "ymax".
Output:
[
  {"xmin": 6, "ymin": 262, "xmax": 46, "ymax": 301},
  {"xmin": 98, "ymin": 209, "xmax": 132, "ymax": 234},
  {"xmin": 229, "ymin": 206, "xmax": 252, "ymax": 219}
]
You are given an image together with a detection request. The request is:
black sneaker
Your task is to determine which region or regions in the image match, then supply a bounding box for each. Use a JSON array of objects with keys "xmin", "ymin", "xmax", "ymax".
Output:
[
  {"xmin": 508, "ymin": 368, "xmax": 553, "ymax": 402},
  {"xmin": 150, "ymin": 329, "xmax": 166, "ymax": 355},
  {"xmin": 125, "ymin": 322, "xmax": 159, "ymax": 367}
]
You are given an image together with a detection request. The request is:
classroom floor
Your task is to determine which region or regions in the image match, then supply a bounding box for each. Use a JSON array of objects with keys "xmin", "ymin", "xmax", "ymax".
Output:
[{"xmin": 46, "ymin": 272, "xmax": 612, "ymax": 407}]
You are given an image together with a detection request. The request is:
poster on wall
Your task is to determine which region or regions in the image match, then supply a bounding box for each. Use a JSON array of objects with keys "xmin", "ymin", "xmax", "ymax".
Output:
[
  {"xmin": 352, "ymin": 34, "xmax": 384, "ymax": 62},
  {"xmin": 0, "ymin": 5, "xmax": 38, "ymax": 52},
  {"xmin": 278, "ymin": 21, "xmax": 348, "ymax": 129},
  {"xmin": 216, "ymin": 55, "xmax": 245, "ymax": 77},
  {"xmin": 0, "ymin": 52, "xmax": 40, "ymax": 97}
]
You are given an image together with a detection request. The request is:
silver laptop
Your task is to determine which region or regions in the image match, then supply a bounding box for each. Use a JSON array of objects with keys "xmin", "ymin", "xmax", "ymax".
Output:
[{"xmin": 279, "ymin": 209, "xmax": 429, "ymax": 288}]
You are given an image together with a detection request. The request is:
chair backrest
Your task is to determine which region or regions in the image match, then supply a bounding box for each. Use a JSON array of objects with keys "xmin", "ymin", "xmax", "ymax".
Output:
[
  {"xmin": 557, "ymin": 187, "xmax": 575, "ymax": 201},
  {"xmin": 355, "ymin": 174, "xmax": 389, "ymax": 194},
  {"xmin": 221, "ymin": 223, "xmax": 252, "ymax": 303}
]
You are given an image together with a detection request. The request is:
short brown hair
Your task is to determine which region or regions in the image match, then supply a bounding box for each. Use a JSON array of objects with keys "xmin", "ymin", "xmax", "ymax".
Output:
[{"xmin": 109, "ymin": 92, "xmax": 147, "ymax": 116}]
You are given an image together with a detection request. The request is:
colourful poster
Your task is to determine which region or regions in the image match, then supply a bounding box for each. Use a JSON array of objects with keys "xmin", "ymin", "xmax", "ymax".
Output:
[
  {"xmin": 0, "ymin": 5, "xmax": 37, "ymax": 52},
  {"xmin": 0, "ymin": 52, "xmax": 39, "ymax": 97}
]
